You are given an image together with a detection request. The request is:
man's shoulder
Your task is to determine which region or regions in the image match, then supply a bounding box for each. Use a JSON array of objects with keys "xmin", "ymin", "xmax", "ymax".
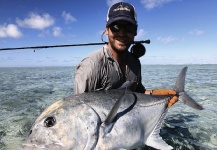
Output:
[
  {"xmin": 76, "ymin": 47, "xmax": 106, "ymax": 68},
  {"xmin": 88, "ymin": 47, "xmax": 105, "ymax": 61}
]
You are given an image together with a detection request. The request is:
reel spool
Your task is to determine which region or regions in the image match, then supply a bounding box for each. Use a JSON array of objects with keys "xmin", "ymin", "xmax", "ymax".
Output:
[{"xmin": 130, "ymin": 43, "xmax": 146, "ymax": 58}]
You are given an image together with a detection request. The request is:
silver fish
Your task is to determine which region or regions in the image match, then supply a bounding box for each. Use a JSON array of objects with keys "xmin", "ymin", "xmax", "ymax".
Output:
[{"xmin": 21, "ymin": 67, "xmax": 203, "ymax": 150}]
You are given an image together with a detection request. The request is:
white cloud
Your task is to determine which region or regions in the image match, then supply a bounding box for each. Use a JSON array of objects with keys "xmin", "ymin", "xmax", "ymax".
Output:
[
  {"xmin": 157, "ymin": 36, "xmax": 177, "ymax": 44},
  {"xmin": 189, "ymin": 29, "xmax": 205, "ymax": 36},
  {"xmin": 16, "ymin": 12, "xmax": 54, "ymax": 30},
  {"xmin": 0, "ymin": 24, "xmax": 22, "ymax": 38},
  {"xmin": 53, "ymin": 27, "xmax": 63, "ymax": 37},
  {"xmin": 135, "ymin": 29, "xmax": 146, "ymax": 39},
  {"xmin": 62, "ymin": 11, "xmax": 77, "ymax": 23},
  {"xmin": 38, "ymin": 30, "xmax": 50, "ymax": 38},
  {"xmin": 141, "ymin": 0, "xmax": 178, "ymax": 10}
]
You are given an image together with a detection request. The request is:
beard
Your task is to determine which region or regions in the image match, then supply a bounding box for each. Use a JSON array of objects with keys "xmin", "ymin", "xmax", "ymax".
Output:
[{"xmin": 109, "ymin": 35, "xmax": 133, "ymax": 55}]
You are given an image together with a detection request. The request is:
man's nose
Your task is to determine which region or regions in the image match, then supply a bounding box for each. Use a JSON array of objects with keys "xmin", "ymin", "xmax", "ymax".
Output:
[{"xmin": 118, "ymin": 27, "xmax": 127, "ymax": 35}]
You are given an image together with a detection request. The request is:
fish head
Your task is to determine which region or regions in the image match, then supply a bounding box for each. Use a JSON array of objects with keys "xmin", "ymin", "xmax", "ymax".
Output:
[{"xmin": 21, "ymin": 97, "xmax": 100, "ymax": 150}]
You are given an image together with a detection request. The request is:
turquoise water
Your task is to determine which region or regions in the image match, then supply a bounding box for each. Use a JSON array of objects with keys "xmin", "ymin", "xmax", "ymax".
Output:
[{"xmin": 0, "ymin": 65, "xmax": 216, "ymax": 150}]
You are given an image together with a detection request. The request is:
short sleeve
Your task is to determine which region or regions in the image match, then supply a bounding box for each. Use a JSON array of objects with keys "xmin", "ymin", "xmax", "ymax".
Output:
[{"xmin": 74, "ymin": 58, "xmax": 99, "ymax": 94}]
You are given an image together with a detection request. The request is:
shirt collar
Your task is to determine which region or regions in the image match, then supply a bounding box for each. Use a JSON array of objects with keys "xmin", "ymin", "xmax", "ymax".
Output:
[
  {"xmin": 103, "ymin": 44, "xmax": 115, "ymax": 62},
  {"xmin": 103, "ymin": 44, "xmax": 131, "ymax": 62}
]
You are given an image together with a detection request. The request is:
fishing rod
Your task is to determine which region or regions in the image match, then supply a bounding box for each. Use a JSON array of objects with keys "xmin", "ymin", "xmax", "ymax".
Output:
[{"xmin": 0, "ymin": 39, "xmax": 150, "ymax": 51}]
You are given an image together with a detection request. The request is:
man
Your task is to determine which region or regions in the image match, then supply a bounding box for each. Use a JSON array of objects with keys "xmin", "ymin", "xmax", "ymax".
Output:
[{"xmin": 74, "ymin": 2, "xmax": 177, "ymax": 107}]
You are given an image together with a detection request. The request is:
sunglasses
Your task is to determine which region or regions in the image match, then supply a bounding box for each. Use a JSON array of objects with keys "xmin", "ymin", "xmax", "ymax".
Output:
[{"xmin": 109, "ymin": 22, "xmax": 136, "ymax": 34}]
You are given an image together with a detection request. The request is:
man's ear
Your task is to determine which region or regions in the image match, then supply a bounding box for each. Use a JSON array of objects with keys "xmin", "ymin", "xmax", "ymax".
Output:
[
  {"xmin": 134, "ymin": 25, "xmax": 137, "ymax": 36},
  {"xmin": 105, "ymin": 27, "xmax": 109, "ymax": 35}
]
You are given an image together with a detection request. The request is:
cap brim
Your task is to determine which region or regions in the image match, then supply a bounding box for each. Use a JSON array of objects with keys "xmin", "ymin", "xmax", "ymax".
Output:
[{"xmin": 106, "ymin": 16, "xmax": 137, "ymax": 26}]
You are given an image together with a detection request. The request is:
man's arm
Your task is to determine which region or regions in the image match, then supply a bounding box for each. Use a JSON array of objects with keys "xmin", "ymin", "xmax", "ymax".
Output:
[{"xmin": 74, "ymin": 58, "xmax": 98, "ymax": 94}]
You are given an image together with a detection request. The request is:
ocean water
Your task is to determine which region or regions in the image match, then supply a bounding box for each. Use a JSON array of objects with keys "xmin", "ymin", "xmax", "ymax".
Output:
[{"xmin": 0, "ymin": 65, "xmax": 216, "ymax": 150}]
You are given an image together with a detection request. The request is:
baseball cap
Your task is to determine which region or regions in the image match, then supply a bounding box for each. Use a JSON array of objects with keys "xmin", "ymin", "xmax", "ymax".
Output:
[{"xmin": 106, "ymin": 2, "xmax": 137, "ymax": 27}]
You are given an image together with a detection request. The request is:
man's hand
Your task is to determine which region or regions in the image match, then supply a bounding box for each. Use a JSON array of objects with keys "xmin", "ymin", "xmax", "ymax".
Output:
[
  {"xmin": 167, "ymin": 96, "xmax": 178, "ymax": 108},
  {"xmin": 151, "ymin": 89, "xmax": 176, "ymax": 95},
  {"xmin": 151, "ymin": 89, "xmax": 178, "ymax": 108}
]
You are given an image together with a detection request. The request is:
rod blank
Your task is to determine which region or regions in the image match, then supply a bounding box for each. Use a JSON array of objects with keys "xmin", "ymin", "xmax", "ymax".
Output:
[{"xmin": 0, "ymin": 40, "xmax": 150, "ymax": 51}]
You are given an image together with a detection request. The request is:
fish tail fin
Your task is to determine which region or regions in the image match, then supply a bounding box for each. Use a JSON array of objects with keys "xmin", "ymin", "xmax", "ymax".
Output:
[{"xmin": 174, "ymin": 67, "xmax": 203, "ymax": 110}]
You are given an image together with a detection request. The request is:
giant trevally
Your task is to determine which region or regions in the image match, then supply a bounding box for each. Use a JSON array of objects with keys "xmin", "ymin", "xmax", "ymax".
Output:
[{"xmin": 21, "ymin": 67, "xmax": 203, "ymax": 150}]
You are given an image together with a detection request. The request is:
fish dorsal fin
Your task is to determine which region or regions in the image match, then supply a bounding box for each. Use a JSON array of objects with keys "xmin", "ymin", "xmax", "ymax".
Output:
[
  {"xmin": 104, "ymin": 89, "xmax": 127, "ymax": 125},
  {"xmin": 118, "ymin": 81, "xmax": 134, "ymax": 90},
  {"xmin": 145, "ymin": 110, "xmax": 173, "ymax": 150}
]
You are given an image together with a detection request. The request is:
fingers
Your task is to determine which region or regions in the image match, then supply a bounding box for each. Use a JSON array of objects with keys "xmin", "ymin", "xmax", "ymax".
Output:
[
  {"xmin": 151, "ymin": 89, "xmax": 178, "ymax": 108},
  {"xmin": 152, "ymin": 89, "xmax": 176, "ymax": 95},
  {"xmin": 167, "ymin": 96, "xmax": 178, "ymax": 108},
  {"xmin": 166, "ymin": 89, "xmax": 176, "ymax": 95}
]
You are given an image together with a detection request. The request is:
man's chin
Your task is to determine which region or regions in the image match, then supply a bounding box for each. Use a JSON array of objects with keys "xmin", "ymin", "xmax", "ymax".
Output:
[
  {"xmin": 116, "ymin": 41, "xmax": 129, "ymax": 49},
  {"xmin": 115, "ymin": 46, "xmax": 129, "ymax": 55},
  {"xmin": 110, "ymin": 41, "xmax": 131, "ymax": 53},
  {"xmin": 115, "ymin": 45, "xmax": 126, "ymax": 51}
]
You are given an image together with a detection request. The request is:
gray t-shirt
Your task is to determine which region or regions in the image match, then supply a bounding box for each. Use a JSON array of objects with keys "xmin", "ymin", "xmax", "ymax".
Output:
[{"xmin": 74, "ymin": 45, "xmax": 145, "ymax": 94}]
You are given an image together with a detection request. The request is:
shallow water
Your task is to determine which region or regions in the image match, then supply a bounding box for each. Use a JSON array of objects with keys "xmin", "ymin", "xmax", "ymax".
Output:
[{"xmin": 0, "ymin": 65, "xmax": 216, "ymax": 150}]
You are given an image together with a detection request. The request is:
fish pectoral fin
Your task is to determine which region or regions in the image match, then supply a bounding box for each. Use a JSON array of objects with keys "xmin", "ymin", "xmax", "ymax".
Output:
[
  {"xmin": 104, "ymin": 89, "xmax": 128, "ymax": 124},
  {"xmin": 145, "ymin": 134, "xmax": 173, "ymax": 150},
  {"xmin": 101, "ymin": 90, "xmax": 127, "ymax": 136},
  {"xmin": 118, "ymin": 81, "xmax": 134, "ymax": 90},
  {"xmin": 100, "ymin": 122, "xmax": 114, "ymax": 137}
]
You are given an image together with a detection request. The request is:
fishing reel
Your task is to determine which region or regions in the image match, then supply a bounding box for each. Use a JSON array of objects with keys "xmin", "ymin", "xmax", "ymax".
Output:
[{"xmin": 130, "ymin": 39, "xmax": 150, "ymax": 58}]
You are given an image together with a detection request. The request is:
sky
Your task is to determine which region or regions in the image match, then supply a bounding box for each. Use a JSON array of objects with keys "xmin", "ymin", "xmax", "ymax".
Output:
[{"xmin": 0, "ymin": 0, "xmax": 217, "ymax": 67}]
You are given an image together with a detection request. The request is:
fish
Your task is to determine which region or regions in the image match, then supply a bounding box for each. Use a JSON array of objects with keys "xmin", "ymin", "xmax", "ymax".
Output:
[{"xmin": 20, "ymin": 67, "xmax": 203, "ymax": 150}]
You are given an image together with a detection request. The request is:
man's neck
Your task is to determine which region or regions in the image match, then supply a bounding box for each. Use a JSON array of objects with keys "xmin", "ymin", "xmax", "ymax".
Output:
[
  {"xmin": 108, "ymin": 44, "xmax": 128, "ymax": 75},
  {"xmin": 108, "ymin": 44, "xmax": 127, "ymax": 64}
]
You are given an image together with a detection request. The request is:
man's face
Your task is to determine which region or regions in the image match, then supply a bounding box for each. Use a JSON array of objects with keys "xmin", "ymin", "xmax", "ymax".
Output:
[{"xmin": 106, "ymin": 20, "xmax": 137, "ymax": 54}]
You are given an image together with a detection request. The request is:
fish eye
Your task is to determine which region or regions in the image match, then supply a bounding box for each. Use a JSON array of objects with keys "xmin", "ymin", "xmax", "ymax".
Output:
[{"xmin": 44, "ymin": 116, "xmax": 56, "ymax": 127}]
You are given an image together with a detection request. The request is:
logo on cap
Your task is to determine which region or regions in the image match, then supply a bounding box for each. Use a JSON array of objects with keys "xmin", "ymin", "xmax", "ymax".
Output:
[{"xmin": 113, "ymin": 4, "xmax": 130, "ymax": 12}]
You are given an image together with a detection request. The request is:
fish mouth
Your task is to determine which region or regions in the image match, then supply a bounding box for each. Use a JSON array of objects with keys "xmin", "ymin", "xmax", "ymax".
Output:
[
  {"xmin": 21, "ymin": 142, "xmax": 63, "ymax": 150},
  {"xmin": 21, "ymin": 143, "xmax": 48, "ymax": 150}
]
